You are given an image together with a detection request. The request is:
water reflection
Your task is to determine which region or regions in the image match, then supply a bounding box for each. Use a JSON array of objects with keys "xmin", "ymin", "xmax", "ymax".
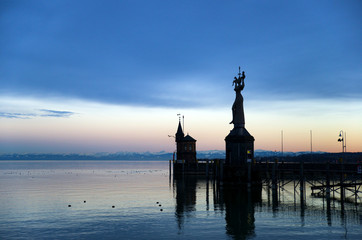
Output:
[
  {"xmin": 1, "ymin": 161, "xmax": 361, "ymax": 239},
  {"xmin": 173, "ymin": 174, "xmax": 362, "ymax": 239},
  {"xmin": 174, "ymin": 175, "xmax": 197, "ymax": 229},
  {"xmin": 173, "ymin": 175, "xmax": 262, "ymax": 240},
  {"xmin": 222, "ymin": 185, "xmax": 261, "ymax": 239}
]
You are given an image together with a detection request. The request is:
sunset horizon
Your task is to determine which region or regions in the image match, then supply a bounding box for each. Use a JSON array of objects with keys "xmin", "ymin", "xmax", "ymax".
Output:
[{"xmin": 1, "ymin": 0, "xmax": 361, "ymax": 154}]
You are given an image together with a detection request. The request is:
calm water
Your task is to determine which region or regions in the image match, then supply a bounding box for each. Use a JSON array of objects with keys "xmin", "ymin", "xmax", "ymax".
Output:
[{"xmin": 0, "ymin": 161, "xmax": 361, "ymax": 240}]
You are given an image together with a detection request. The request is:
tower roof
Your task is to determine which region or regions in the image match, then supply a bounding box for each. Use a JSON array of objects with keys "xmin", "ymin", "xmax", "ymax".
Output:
[
  {"xmin": 175, "ymin": 120, "xmax": 184, "ymax": 141},
  {"xmin": 183, "ymin": 134, "xmax": 196, "ymax": 142}
]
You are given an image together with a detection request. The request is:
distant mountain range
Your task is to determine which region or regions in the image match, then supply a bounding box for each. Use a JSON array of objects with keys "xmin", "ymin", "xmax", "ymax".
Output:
[{"xmin": 0, "ymin": 150, "xmax": 328, "ymax": 161}]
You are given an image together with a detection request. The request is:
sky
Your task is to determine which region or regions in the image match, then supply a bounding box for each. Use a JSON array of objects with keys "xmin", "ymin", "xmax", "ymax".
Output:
[{"xmin": 1, "ymin": 0, "xmax": 361, "ymax": 154}]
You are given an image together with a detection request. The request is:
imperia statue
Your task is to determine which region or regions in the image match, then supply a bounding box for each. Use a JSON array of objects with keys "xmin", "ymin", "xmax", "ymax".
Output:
[{"xmin": 230, "ymin": 67, "xmax": 246, "ymax": 127}]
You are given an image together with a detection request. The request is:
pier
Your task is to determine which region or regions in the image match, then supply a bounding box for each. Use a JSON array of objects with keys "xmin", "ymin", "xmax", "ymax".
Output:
[
  {"xmin": 170, "ymin": 68, "xmax": 361, "ymax": 205},
  {"xmin": 171, "ymin": 159, "xmax": 362, "ymax": 205}
]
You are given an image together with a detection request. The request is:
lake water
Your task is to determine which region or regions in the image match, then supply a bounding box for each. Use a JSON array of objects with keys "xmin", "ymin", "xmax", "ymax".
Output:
[{"xmin": 0, "ymin": 161, "xmax": 361, "ymax": 240}]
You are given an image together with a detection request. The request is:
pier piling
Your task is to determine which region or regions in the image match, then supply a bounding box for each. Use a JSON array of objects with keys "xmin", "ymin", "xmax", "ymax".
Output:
[{"xmin": 206, "ymin": 160, "xmax": 209, "ymax": 179}]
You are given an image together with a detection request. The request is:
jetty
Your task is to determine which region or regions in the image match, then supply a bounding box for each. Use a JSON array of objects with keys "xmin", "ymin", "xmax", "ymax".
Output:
[{"xmin": 170, "ymin": 68, "xmax": 362, "ymax": 205}]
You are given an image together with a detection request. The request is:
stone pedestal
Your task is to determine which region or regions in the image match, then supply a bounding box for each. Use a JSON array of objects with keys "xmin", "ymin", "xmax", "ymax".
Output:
[{"xmin": 225, "ymin": 127, "xmax": 254, "ymax": 167}]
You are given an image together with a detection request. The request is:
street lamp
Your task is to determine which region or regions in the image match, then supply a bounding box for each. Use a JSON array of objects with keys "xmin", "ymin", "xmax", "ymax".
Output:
[{"xmin": 337, "ymin": 130, "xmax": 346, "ymax": 153}]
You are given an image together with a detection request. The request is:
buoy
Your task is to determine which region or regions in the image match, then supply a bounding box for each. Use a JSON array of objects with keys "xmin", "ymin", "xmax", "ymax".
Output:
[
  {"xmin": 156, "ymin": 202, "xmax": 159, "ymax": 204},
  {"xmin": 112, "ymin": 206, "xmax": 115, "ymax": 208},
  {"xmin": 160, "ymin": 209, "xmax": 163, "ymax": 211},
  {"xmin": 68, "ymin": 205, "xmax": 71, "ymax": 207},
  {"xmin": 84, "ymin": 201, "xmax": 86, "ymax": 203},
  {"xmin": 159, "ymin": 204, "xmax": 162, "ymax": 207}
]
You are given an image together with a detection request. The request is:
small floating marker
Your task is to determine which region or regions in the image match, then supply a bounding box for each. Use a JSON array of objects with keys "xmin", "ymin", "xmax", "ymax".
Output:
[
  {"xmin": 84, "ymin": 201, "xmax": 86, "ymax": 203},
  {"xmin": 112, "ymin": 206, "xmax": 115, "ymax": 208},
  {"xmin": 68, "ymin": 205, "xmax": 71, "ymax": 207},
  {"xmin": 160, "ymin": 209, "xmax": 163, "ymax": 211},
  {"xmin": 159, "ymin": 204, "xmax": 162, "ymax": 207},
  {"xmin": 156, "ymin": 202, "xmax": 159, "ymax": 204}
]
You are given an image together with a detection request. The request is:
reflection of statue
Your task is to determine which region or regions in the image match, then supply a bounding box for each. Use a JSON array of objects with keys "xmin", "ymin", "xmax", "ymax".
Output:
[
  {"xmin": 230, "ymin": 68, "xmax": 246, "ymax": 127},
  {"xmin": 173, "ymin": 175, "xmax": 262, "ymax": 239},
  {"xmin": 222, "ymin": 185, "xmax": 262, "ymax": 239}
]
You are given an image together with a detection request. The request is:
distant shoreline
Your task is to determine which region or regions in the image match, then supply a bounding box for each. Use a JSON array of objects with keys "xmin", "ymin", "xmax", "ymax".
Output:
[
  {"xmin": 0, "ymin": 159, "xmax": 166, "ymax": 161},
  {"xmin": 0, "ymin": 151, "xmax": 361, "ymax": 163}
]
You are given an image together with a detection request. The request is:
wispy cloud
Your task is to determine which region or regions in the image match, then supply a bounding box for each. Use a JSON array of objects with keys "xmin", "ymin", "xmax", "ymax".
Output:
[
  {"xmin": 0, "ymin": 109, "xmax": 75, "ymax": 119},
  {"xmin": 39, "ymin": 109, "xmax": 75, "ymax": 118},
  {"xmin": 0, "ymin": 112, "xmax": 36, "ymax": 119}
]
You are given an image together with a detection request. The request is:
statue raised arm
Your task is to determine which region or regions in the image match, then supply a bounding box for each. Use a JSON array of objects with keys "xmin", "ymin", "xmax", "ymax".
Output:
[
  {"xmin": 241, "ymin": 71, "xmax": 245, "ymax": 82},
  {"xmin": 232, "ymin": 76, "xmax": 240, "ymax": 86},
  {"xmin": 232, "ymin": 69, "xmax": 245, "ymax": 91}
]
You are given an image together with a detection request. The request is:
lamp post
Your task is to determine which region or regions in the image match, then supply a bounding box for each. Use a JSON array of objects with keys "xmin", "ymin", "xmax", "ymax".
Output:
[{"xmin": 337, "ymin": 130, "xmax": 346, "ymax": 153}]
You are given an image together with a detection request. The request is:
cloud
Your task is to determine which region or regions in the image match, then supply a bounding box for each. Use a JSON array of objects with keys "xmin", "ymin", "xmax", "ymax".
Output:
[
  {"xmin": 0, "ymin": 1, "xmax": 361, "ymax": 108},
  {"xmin": 0, "ymin": 112, "xmax": 36, "ymax": 119},
  {"xmin": 0, "ymin": 109, "xmax": 75, "ymax": 119},
  {"xmin": 39, "ymin": 109, "xmax": 75, "ymax": 118}
]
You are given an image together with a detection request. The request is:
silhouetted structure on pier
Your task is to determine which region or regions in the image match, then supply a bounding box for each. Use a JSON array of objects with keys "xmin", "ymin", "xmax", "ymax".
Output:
[
  {"xmin": 175, "ymin": 120, "xmax": 197, "ymax": 163},
  {"xmin": 172, "ymin": 68, "xmax": 259, "ymax": 185},
  {"xmin": 225, "ymin": 67, "xmax": 254, "ymax": 166},
  {"xmin": 171, "ymin": 68, "xmax": 361, "ymax": 196},
  {"xmin": 224, "ymin": 68, "xmax": 259, "ymax": 184}
]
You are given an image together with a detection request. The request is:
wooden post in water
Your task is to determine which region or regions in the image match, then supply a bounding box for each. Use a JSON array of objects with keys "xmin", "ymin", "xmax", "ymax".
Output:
[
  {"xmin": 267, "ymin": 179, "xmax": 271, "ymax": 206},
  {"xmin": 280, "ymin": 161, "xmax": 284, "ymax": 193},
  {"xmin": 206, "ymin": 177, "xmax": 209, "ymax": 211},
  {"xmin": 169, "ymin": 160, "xmax": 172, "ymax": 184},
  {"xmin": 299, "ymin": 162, "xmax": 305, "ymax": 224},
  {"xmin": 169, "ymin": 160, "xmax": 171, "ymax": 175},
  {"xmin": 326, "ymin": 161, "xmax": 331, "ymax": 226},
  {"xmin": 272, "ymin": 159, "xmax": 277, "ymax": 191},
  {"xmin": 300, "ymin": 160, "xmax": 305, "ymax": 205},
  {"xmin": 326, "ymin": 161, "xmax": 330, "ymax": 199},
  {"xmin": 215, "ymin": 159, "xmax": 219, "ymax": 180},
  {"xmin": 340, "ymin": 158, "xmax": 345, "ymax": 203},
  {"xmin": 272, "ymin": 170, "xmax": 278, "ymax": 211},
  {"xmin": 220, "ymin": 160, "xmax": 224, "ymax": 185},
  {"xmin": 206, "ymin": 160, "xmax": 209, "ymax": 178},
  {"xmin": 355, "ymin": 183, "xmax": 358, "ymax": 205}
]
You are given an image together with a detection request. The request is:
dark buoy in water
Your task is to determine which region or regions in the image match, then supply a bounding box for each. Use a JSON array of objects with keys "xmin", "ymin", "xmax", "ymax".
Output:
[
  {"xmin": 112, "ymin": 206, "xmax": 115, "ymax": 208},
  {"xmin": 159, "ymin": 204, "xmax": 162, "ymax": 207},
  {"xmin": 156, "ymin": 202, "xmax": 159, "ymax": 204},
  {"xmin": 68, "ymin": 205, "xmax": 71, "ymax": 207},
  {"xmin": 160, "ymin": 209, "xmax": 163, "ymax": 211},
  {"xmin": 84, "ymin": 201, "xmax": 86, "ymax": 203}
]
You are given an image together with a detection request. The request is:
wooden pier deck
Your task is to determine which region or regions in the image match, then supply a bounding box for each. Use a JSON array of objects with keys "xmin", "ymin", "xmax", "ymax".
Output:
[{"xmin": 171, "ymin": 159, "xmax": 362, "ymax": 204}]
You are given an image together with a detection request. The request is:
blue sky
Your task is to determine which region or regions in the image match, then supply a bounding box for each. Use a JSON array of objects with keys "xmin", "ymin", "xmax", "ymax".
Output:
[{"xmin": 1, "ymin": 0, "xmax": 361, "ymax": 153}]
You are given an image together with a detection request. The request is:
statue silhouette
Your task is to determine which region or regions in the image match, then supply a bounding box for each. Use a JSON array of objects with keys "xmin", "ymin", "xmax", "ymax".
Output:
[{"xmin": 230, "ymin": 70, "xmax": 245, "ymax": 127}]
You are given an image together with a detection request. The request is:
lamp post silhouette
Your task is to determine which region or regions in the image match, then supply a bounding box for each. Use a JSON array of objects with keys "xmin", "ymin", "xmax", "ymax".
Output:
[{"xmin": 337, "ymin": 130, "xmax": 346, "ymax": 153}]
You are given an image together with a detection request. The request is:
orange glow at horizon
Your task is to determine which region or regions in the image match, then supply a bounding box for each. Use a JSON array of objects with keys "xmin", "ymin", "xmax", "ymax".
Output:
[{"xmin": 0, "ymin": 97, "xmax": 361, "ymax": 153}]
